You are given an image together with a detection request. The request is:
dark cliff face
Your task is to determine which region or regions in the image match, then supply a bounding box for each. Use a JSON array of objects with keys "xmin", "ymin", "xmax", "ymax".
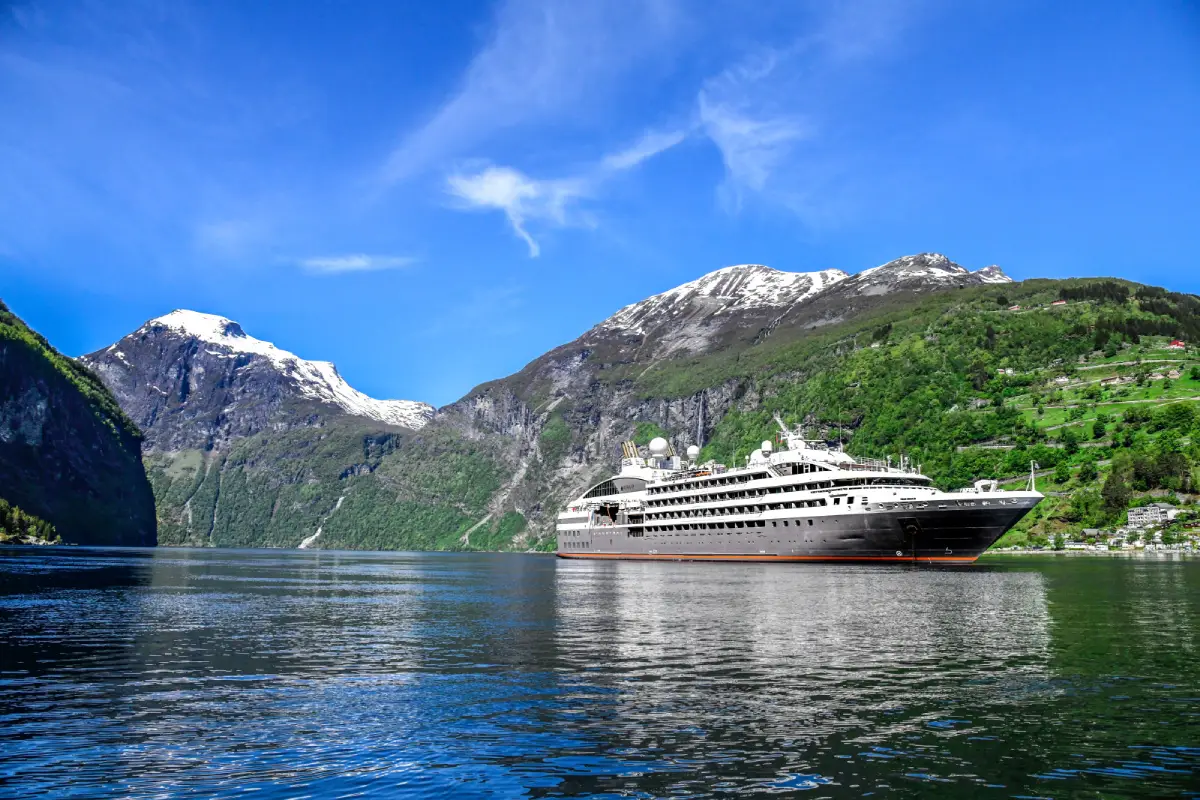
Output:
[
  {"xmin": 0, "ymin": 301, "xmax": 156, "ymax": 546},
  {"xmin": 82, "ymin": 327, "xmax": 319, "ymax": 453},
  {"xmin": 80, "ymin": 311, "xmax": 434, "ymax": 453}
]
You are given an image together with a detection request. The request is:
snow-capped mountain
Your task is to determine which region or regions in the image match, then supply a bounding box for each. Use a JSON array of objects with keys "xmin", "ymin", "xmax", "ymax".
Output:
[
  {"xmin": 581, "ymin": 253, "xmax": 1009, "ymax": 360},
  {"xmin": 81, "ymin": 310, "xmax": 432, "ymax": 452},
  {"xmin": 833, "ymin": 253, "xmax": 1011, "ymax": 297},
  {"xmin": 598, "ymin": 264, "xmax": 849, "ymax": 336}
]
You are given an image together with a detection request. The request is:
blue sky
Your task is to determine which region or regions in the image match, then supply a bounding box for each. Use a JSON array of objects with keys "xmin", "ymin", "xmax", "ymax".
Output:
[{"xmin": 2, "ymin": 0, "xmax": 1198, "ymax": 407}]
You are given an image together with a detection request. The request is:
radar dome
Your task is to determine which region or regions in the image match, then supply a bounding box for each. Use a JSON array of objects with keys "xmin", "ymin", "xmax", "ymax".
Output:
[
  {"xmin": 761, "ymin": 440, "xmax": 773, "ymax": 453},
  {"xmin": 648, "ymin": 437, "xmax": 670, "ymax": 457},
  {"xmin": 686, "ymin": 445, "xmax": 700, "ymax": 459}
]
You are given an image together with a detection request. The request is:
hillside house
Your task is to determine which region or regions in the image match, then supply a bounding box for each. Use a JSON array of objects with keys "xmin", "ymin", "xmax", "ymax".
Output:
[
  {"xmin": 1054, "ymin": 376, "xmax": 1070, "ymax": 385},
  {"xmin": 1051, "ymin": 300, "xmax": 1068, "ymax": 306},
  {"xmin": 1100, "ymin": 376, "xmax": 1131, "ymax": 387},
  {"xmin": 1127, "ymin": 503, "xmax": 1179, "ymax": 530},
  {"xmin": 1008, "ymin": 305, "xmax": 1021, "ymax": 311},
  {"xmin": 1168, "ymin": 339, "xmax": 1186, "ymax": 350},
  {"xmin": 998, "ymin": 368, "xmax": 1016, "ymax": 376},
  {"xmin": 1168, "ymin": 369, "xmax": 1182, "ymax": 379},
  {"xmin": 1150, "ymin": 372, "xmax": 1165, "ymax": 381}
]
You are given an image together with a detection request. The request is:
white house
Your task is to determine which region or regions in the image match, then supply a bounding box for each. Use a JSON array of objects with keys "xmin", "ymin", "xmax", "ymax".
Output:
[{"xmin": 1127, "ymin": 503, "xmax": 1179, "ymax": 530}]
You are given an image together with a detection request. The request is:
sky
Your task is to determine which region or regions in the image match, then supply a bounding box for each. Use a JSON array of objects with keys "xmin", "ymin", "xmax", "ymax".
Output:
[{"xmin": 2, "ymin": 0, "xmax": 1199, "ymax": 407}]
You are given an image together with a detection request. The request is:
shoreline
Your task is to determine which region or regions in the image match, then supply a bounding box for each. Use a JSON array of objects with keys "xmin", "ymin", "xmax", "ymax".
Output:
[{"xmin": 985, "ymin": 548, "xmax": 1196, "ymax": 557}]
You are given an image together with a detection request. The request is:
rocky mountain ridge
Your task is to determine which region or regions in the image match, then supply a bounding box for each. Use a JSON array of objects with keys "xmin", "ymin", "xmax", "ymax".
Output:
[
  {"xmin": 81, "ymin": 309, "xmax": 433, "ymax": 453},
  {"xmin": 82, "ymin": 252, "xmax": 1016, "ymax": 551}
]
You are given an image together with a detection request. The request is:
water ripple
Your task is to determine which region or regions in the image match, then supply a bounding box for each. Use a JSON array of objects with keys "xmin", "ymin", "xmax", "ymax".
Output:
[{"xmin": 0, "ymin": 547, "xmax": 1196, "ymax": 798}]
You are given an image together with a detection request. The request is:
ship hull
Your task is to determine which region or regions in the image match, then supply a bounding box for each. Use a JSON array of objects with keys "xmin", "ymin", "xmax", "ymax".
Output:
[{"xmin": 557, "ymin": 504, "xmax": 1035, "ymax": 566}]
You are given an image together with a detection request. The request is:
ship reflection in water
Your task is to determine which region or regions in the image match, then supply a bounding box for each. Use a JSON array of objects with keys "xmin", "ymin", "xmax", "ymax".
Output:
[{"xmin": 0, "ymin": 548, "xmax": 1196, "ymax": 798}]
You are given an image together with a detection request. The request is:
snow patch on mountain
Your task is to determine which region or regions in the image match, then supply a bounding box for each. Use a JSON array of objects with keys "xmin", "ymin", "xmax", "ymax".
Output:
[
  {"xmin": 972, "ymin": 265, "xmax": 1013, "ymax": 284},
  {"xmin": 146, "ymin": 310, "xmax": 434, "ymax": 429},
  {"xmin": 842, "ymin": 253, "xmax": 1012, "ymax": 295},
  {"xmin": 598, "ymin": 264, "xmax": 850, "ymax": 335}
]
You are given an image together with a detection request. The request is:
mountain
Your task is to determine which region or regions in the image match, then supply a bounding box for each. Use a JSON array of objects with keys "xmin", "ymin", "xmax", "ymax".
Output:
[
  {"xmin": 81, "ymin": 310, "xmax": 433, "ymax": 452},
  {"xmin": 79, "ymin": 310, "xmax": 454, "ymax": 549},
  {"xmin": 589, "ymin": 253, "xmax": 1007, "ymax": 361},
  {"xmin": 0, "ymin": 300, "xmax": 156, "ymax": 546},
  {"xmin": 80, "ymin": 252, "xmax": 1200, "ymax": 553}
]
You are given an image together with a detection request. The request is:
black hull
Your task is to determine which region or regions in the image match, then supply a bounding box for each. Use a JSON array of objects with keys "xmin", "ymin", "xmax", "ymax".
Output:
[{"xmin": 558, "ymin": 505, "xmax": 1035, "ymax": 565}]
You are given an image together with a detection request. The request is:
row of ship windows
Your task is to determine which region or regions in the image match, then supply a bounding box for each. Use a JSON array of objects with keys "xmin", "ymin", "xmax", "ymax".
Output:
[
  {"xmin": 645, "ymin": 479, "xmax": 928, "ymax": 508},
  {"xmin": 648, "ymin": 482, "xmax": 829, "ymax": 506},
  {"xmin": 563, "ymin": 541, "xmax": 592, "ymax": 549},
  {"xmin": 647, "ymin": 496, "xmax": 857, "ymax": 520},
  {"xmin": 637, "ymin": 520, "xmax": 819, "ymax": 534},
  {"xmin": 648, "ymin": 472, "xmax": 773, "ymax": 495}
]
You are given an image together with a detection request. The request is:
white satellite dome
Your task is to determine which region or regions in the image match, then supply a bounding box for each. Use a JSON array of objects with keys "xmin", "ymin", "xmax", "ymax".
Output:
[
  {"xmin": 648, "ymin": 437, "xmax": 670, "ymax": 457},
  {"xmin": 761, "ymin": 440, "xmax": 773, "ymax": 454},
  {"xmin": 686, "ymin": 445, "xmax": 700, "ymax": 459}
]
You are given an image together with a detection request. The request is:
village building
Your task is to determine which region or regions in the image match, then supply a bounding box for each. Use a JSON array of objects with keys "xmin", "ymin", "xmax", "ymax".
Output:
[
  {"xmin": 1168, "ymin": 339, "xmax": 1186, "ymax": 350},
  {"xmin": 1168, "ymin": 369, "xmax": 1181, "ymax": 379},
  {"xmin": 1127, "ymin": 503, "xmax": 1179, "ymax": 530},
  {"xmin": 1054, "ymin": 375, "xmax": 1070, "ymax": 385},
  {"xmin": 1008, "ymin": 305, "xmax": 1021, "ymax": 311},
  {"xmin": 1051, "ymin": 300, "xmax": 1067, "ymax": 306}
]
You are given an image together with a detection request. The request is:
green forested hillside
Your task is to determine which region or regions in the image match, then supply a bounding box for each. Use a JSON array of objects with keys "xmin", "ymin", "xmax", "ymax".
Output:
[
  {"xmin": 127, "ymin": 275, "xmax": 1200, "ymax": 553},
  {"xmin": 0, "ymin": 300, "xmax": 156, "ymax": 546},
  {"xmin": 679, "ymin": 280, "xmax": 1200, "ymax": 547},
  {"xmin": 146, "ymin": 417, "xmax": 518, "ymax": 551},
  {"xmin": 0, "ymin": 497, "xmax": 58, "ymax": 544}
]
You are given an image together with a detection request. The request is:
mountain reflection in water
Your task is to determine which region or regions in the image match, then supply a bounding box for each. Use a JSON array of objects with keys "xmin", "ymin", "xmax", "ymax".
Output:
[{"xmin": 0, "ymin": 548, "xmax": 1196, "ymax": 798}]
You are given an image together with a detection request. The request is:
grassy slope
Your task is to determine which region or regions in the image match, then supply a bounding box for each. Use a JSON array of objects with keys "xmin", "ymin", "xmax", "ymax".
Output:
[
  {"xmin": 145, "ymin": 278, "xmax": 1200, "ymax": 553},
  {"xmin": 619, "ymin": 280, "xmax": 1200, "ymax": 549},
  {"xmin": 147, "ymin": 417, "xmax": 520, "ymax": 551}
]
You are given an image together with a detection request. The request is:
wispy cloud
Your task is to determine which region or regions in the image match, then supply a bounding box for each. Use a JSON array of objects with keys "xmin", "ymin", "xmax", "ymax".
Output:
[
  {"xmin": 299, "ymin": 254, "xmax": 416, "ymax": 274},
  {"xmin": 446, "ymin": 128, "xmax": 686, "ymax": 256},
  {"xmin": 694, "ymin": 2, "xmax": 922, "ymax": 216},
  {"xmin": 447, "ymin": 166, "xmax": 583, "ymax": 257},
  {"xmin": 601, "ymin": 129, "xmax": 688, "ymax": 171},
  {"xmin": 698, "ymin": 83, "xmax": 811, "ymax": 209},
  {"xmin": 381, "ymin": 0, "xmax": 683, "ymax": 184}
]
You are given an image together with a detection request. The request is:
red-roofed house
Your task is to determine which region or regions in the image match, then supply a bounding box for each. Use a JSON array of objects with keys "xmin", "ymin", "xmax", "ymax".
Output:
[{"xmin": 1168, "ymin": 339, "xmax": 1186, "ymax": 350}]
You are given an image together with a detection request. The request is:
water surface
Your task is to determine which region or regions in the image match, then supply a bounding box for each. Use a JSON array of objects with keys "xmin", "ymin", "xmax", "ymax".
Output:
[{"xmin": 1, "ymin": 548, "xmax": 1197, "ymax": 798}]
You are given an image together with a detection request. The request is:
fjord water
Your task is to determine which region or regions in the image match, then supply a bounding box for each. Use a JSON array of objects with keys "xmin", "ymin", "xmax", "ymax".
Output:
[{"xmin": 1, "ymin": 550, "xmax": 1196, "ymax": 799}]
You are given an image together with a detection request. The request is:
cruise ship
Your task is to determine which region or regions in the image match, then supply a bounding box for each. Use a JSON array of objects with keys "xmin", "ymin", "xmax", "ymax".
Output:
[{"xmin": 556, "ymin": 419, "xmax": 1042, "ymax": 565}]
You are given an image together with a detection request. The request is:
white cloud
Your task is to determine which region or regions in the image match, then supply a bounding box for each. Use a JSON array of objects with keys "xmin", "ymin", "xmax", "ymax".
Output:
[
  {"xmin": 381, "ymin": 0, "xmax": 683, "ymax": 183},
  {"xmin": 300, "ymin": 254, "xmax": 416, "ymax": 274},
  {"xmin": 445, "ymin": 128, "xmax": 685, "ymax": 256},
  {"xmin": 697, "ymin": 52, "xmax": 813, "ymax": 209},
  {"xmin": 601, "ymin": 129, "xmax": 688, "ymax": 171},
  {"xmin": 694, "ymin": 1, "xmax": 922, "ymax": 215},
  {"xmin": 698, "ymin": 91, "xmax": 811, "ymax": 205},
  {"xmin": 447, "ymin": 166, "xmax": 583, "ymax": 257}
]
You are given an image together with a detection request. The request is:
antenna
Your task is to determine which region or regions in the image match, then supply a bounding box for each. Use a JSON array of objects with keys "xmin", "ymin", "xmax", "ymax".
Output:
[{"xmin": 1028, "ymin": 460, "xmax": 1039, "ymax": 492}]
